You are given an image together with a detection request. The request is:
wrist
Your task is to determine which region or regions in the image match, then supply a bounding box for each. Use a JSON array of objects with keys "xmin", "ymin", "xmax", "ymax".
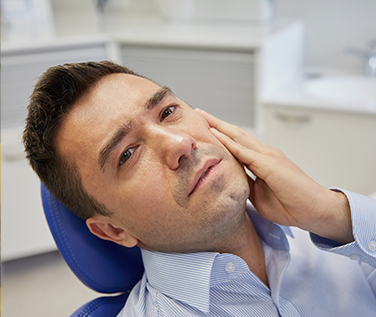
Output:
[{"xmin": 309, "ymin": 189, "xmax": 354, "ymax": 244}]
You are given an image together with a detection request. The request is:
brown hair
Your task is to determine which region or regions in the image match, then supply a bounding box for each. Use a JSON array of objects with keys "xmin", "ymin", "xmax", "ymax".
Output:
[{"xmin": 23, "ymin": 61, "xmax": 146, "ymax": 220}]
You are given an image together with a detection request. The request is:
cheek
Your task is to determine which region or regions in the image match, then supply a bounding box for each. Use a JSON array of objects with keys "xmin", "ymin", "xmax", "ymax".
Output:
[
  {"xmin": 185, "ymin": 113, "xmax": 224, "ymax": 147},
  {"xmin": 125, "ymin": 167, "xmax": 175, "ymax": 210},
  {"xmin": 196, "ymin": 125, "xmax": 229, "ymax": 152},
  {"xmin": 112, "ymin": 182, "xmax": 168, "ymax": 228}
]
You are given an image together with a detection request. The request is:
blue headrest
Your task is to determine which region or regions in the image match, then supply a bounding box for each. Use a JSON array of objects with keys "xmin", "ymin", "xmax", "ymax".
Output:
[{"xmin": 41, "ymin": 183, "xmax": 144, "ymax": 294}]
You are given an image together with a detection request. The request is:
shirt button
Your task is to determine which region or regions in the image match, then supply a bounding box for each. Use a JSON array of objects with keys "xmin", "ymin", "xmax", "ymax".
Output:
[
  {"xmin": 225, "ymin": 262, "xmax": 235, "ymax": 273},
  {"xmin": 368, "ymin": 241, "xmax": 376, "ymax": 251},
  {"xmin": 349, "ymin": 254, "xmax": 360, "ymax": 261}
]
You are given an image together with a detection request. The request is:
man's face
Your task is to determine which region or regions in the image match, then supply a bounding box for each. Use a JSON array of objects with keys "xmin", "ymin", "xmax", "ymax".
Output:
[{"xmin": 57, "ymin": 73, "xmax": 249, "ymax": 252}]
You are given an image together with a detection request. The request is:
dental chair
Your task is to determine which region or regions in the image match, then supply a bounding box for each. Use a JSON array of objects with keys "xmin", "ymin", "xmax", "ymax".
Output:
[{"xmin": 41, "ymin": 183, "xmax": 144, "ymax": 317}]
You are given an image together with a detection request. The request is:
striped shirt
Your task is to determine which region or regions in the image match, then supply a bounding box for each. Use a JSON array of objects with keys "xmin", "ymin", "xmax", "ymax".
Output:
[{"xmin": 118, "ymin": 189, "xmax": 376, "ymax": 316}]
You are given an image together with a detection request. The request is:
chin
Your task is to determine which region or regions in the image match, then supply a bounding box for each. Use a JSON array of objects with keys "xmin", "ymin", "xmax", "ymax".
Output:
[{"xmin": 209, "ymin": 180, "xmax": 249, "ymax": 227}]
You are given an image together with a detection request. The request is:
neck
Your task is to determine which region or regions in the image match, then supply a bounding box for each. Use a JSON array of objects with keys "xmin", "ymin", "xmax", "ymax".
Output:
[{"xmin": 217, "ymin": 213, "xmax": 269, "ymax": 287}]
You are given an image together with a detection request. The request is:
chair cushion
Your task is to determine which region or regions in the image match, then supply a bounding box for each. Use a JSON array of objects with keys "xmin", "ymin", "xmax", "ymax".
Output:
[
  {"xmin": 41, "ymin": 183, "xmax": 144, "ymax": 293},
  {"xmin": 70, "ymin": 293, "xmax": 128, "ymax": 317}
]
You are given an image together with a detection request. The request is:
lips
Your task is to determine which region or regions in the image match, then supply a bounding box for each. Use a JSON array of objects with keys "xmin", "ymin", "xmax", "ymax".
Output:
[{"xmin": 189, "ymin": 158, "xmax": 221, "ymax": 196}]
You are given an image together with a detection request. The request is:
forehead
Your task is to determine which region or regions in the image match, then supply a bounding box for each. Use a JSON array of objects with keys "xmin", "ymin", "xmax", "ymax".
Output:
[
  {"xmin": 62, "ymin": 73, "xmax": 161, "ymax": 133},
  {"xmin": 85, "ymin": 73, "xmax": 160, "ymax": 111},
  {"xmin": 55, "ymin": 73, "xmax": 160, "ymax": 160}
]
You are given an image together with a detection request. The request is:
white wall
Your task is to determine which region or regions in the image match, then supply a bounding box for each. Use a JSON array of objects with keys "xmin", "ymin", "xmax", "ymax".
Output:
[
  {"xmin": 51, "ymin": 0, "xmax": 376, "ymax": 74},
  {"xmin": 274, "ymin": 0, "xmax": 376, "ymax": 74},
  {"xmin": 50, "ymin": 0, "xmax": 155, "ymax": 13}
]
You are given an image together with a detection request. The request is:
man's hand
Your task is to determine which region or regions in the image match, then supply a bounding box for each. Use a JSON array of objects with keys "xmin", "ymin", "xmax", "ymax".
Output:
[{"xmin": 196, "ymin": 109, "xmax": 354, "ymax": 244}]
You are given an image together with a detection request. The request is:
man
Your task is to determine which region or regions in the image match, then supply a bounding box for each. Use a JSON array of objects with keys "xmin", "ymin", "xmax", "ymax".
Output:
[{"xmin": 23, "ymin": 61, "xmax": 376, "ymax": 316}]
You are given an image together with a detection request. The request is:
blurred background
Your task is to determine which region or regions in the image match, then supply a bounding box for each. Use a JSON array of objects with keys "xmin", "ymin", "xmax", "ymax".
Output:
[{"xmin": 1, "ymin": 0, "xmax": 376, "ymax": 316}]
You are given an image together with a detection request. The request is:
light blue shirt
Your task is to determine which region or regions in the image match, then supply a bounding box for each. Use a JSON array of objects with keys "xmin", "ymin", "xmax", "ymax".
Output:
[{"xmin": 118, "ymin": 189, "xmax": 376, "ymax": 316}]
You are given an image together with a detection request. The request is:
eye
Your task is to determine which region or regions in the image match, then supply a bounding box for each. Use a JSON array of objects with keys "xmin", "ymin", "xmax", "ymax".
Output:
[
  {"xmin": 161, "ymin": 105, "xmax": 176, "ymax": 121},
  {"xmin": 119, "ymin": 147, "xmax": 135, "ymax": 166}
]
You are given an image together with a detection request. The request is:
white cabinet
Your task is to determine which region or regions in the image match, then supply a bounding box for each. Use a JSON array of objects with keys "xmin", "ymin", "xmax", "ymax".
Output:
[
  {"xmin": 121, "ymin": 46, "xmax": 256, "ymax": 127},
  {"xmin": 264, "ymin": 104, "xmax": 376, "ymax": 196},
  {"xmin": 1, "ymin": 40, "xmax": 109, "ymax": 129},
  {"xmin": 1, "ymin": 129, "xmax": 57, "ymax": 261},
  {"xmin": 1, "ymin": 41, "xmax": 109, "ymax": 261}
]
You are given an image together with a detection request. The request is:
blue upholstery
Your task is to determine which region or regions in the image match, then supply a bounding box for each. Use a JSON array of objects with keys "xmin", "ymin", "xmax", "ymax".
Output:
[
  {"xmin": 70, "ymin": 293, "xmax": 129, "ymax": 317},
  {"xmin": 41, "ymin": 183, "xmax": 144, "ymax": 316}
]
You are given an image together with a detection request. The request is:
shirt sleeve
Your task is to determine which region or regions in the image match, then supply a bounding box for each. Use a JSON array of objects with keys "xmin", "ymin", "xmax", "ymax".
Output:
[{"xmin": 310, "ymin": 188, "xmax": 376, "ymax": 268}]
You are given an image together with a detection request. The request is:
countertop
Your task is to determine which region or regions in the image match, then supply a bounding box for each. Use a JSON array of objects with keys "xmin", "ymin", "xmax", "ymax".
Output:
[
  {"xmin": 1, "ymin": 12, "xmax": 298, "ymax": 53},
  {"xmin": 262, "ymin": 75, "xmax": 376, "ymax": 116}
]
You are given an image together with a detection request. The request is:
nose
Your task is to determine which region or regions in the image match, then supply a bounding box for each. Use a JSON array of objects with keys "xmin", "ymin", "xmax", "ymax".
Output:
[{"xmin": 148, "ymin": 125, "xmax": 197, "ymax": 170}]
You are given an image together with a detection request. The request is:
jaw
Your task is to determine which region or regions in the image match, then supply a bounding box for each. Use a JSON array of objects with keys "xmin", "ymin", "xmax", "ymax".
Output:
[{"xmin": 135, "ymin": 185, "xmax": 249, "ymax": 254}]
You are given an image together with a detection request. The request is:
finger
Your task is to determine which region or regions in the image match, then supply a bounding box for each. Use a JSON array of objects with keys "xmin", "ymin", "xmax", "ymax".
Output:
[
  {"xmin": 196, "ymin": 109, "xmax": 265, "ymax": 151},
  {"xmin": 195, "ymin": 108, "xmax": 242, "ymax": 138},
  {"xmin": 210, "ymin": 128, "xmax": 260, "ymax": 167}
]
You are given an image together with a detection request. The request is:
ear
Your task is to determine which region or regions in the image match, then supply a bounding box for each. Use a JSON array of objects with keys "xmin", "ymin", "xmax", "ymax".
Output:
[{"xmin": 86, "ymin": 215, "xmax": 138, "ymax": 248}]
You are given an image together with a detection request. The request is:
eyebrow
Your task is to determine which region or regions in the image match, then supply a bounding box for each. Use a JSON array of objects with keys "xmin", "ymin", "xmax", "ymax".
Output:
[
  {"xmin": 147, "ymin": 86, "xmax": 172, "ymax": 111},
  {"xmin": 98, "ymin": 86, "xmax": 173, "ymax": 172}
]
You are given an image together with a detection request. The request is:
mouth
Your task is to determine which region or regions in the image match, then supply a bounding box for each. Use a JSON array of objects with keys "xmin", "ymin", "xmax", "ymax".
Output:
[{"xmin": 189, "ymin": 158, "xmax": 221, "ymax": 196}]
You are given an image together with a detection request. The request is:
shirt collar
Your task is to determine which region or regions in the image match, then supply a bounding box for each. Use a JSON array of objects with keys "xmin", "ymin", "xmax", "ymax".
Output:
[
  {"xmin": 141, "ymin": 249, "xmax": 217, "ymax": 313},
  {"xmin": 246, "ymin": 202, "xmax": 294, "ymax": 251},
  {"xmin": 141, "ymin": 202, "xmax": 294, "ymax": 314}
]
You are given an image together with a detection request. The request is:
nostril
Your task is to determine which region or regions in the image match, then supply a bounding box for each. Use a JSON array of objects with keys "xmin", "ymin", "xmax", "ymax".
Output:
[{"xmin": 163, "ymin": 131, "xmax": 197, "ymax": 170}]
